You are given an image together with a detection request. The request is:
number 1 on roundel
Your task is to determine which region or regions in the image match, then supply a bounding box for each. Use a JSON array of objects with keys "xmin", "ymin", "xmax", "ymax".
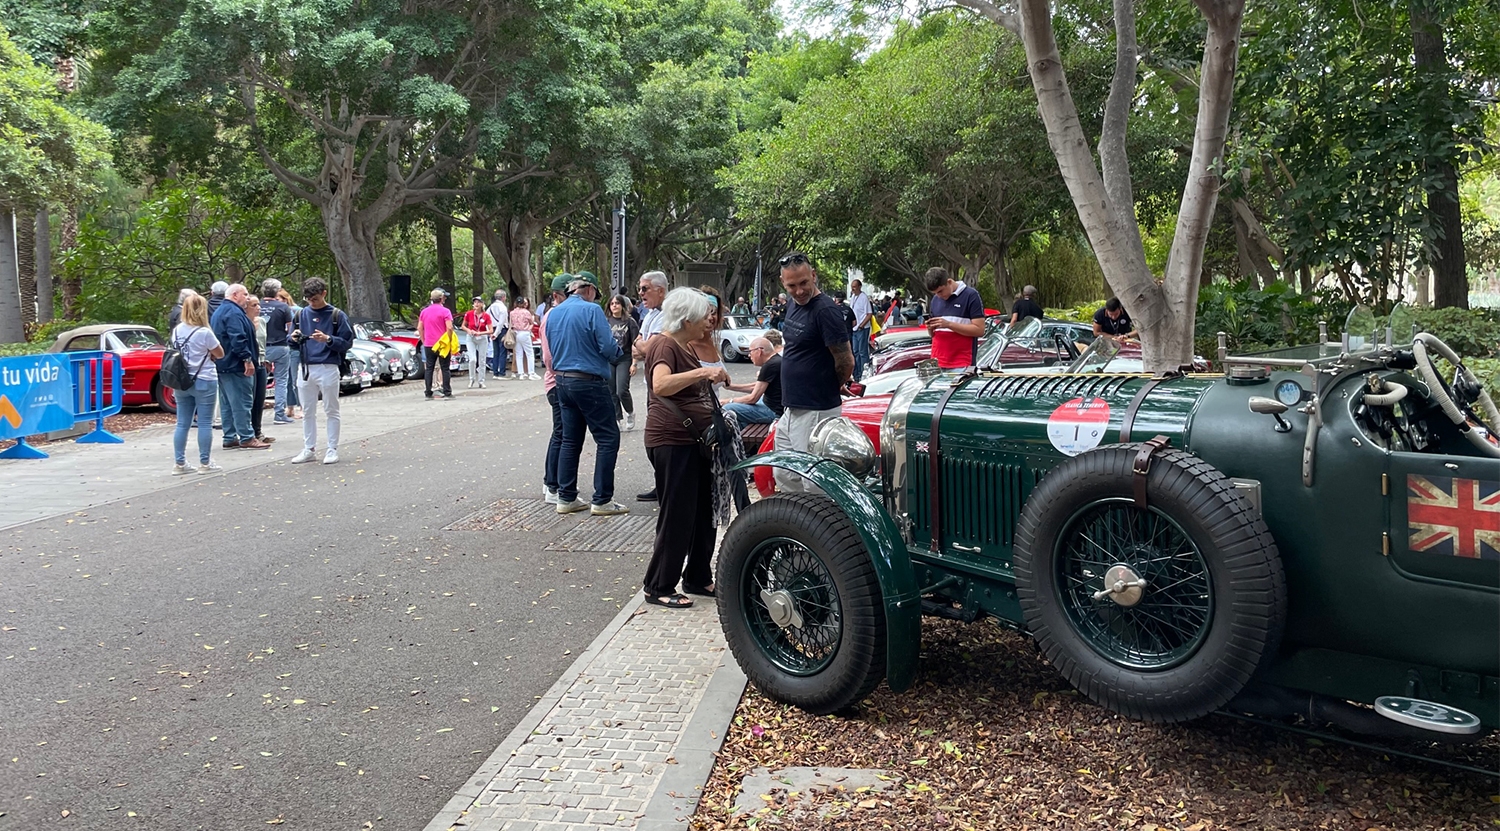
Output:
[{"xmin": 1047, "ymin": 397, "xmax": 1111, "ymax": 457}]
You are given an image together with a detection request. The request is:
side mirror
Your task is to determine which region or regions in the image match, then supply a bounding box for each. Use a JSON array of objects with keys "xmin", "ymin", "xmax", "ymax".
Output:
[{"xmin": 1248, "ymin": 396, "xmax": 1292, "ymax": 433}]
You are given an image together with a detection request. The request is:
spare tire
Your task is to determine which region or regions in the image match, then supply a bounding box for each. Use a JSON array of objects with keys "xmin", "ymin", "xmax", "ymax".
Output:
[{"xmin": 1014, "ymin": 444, "xmax": 1285, "ymax": 723}]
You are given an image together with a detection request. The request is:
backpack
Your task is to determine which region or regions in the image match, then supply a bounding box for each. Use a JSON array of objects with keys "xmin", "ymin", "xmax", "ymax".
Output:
[{"xmin": 161, "ymin": 327, "xmax": 209, "ymax": 391}]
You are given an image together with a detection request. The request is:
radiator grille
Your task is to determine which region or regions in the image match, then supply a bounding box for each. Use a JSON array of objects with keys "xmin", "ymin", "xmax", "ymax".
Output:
[{"xmin": 911, "ymin": 452, "xmax": 1042, "ymax": 549}]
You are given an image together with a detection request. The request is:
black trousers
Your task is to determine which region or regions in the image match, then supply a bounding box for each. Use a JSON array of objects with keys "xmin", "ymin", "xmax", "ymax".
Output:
[
  {"xmin": 251, "ymin": 364, "xmax": 267, "ymax": 437},
  {"xmin": 643, "ymin": 444, "xmax": 715, "ymax": 597},
  {"xmin": 423, "ymin": 346, "xmax": 452, "ymax": 396}
]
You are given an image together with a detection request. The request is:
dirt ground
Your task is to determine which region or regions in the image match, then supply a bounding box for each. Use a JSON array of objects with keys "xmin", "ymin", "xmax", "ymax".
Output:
[{"xmin": 694, "ymin": 618, "xmax": 1499, "ymax": 831}]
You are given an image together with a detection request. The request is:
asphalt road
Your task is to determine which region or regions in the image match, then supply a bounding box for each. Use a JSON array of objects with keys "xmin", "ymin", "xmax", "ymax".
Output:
[{"xmin": 0, "ymin": 363, "xmax": 758, "ymax": 830}]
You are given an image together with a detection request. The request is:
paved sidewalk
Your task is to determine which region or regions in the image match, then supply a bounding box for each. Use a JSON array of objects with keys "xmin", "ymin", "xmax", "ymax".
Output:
[
  {"xmin": 0, "ymin": 378, "xmax": 547, "ymax": 530},
  {"xmin": 426, "ymin": 591, "xmax": 745, "ymax": 831}
]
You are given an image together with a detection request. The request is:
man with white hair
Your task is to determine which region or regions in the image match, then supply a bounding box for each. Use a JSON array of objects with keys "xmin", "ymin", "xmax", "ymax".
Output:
[
  {"xmin": 544, "ymin": 272, "xmax": 626, "ymax": 516},
  {"xmin": 486, "ymin": 289, "xmax": 509, "ymax": 378},
  {"xmin": 207, "ymin": 280, "xmax": 229, "ymax": 317},
  {"xmin": 630, "ymin": 270, "xmax": 669, "ymax": 501},
  {"xmin": 722, "ymin": 332, "xmax": 782, "ymax": 425},
  {"xmin": 210, "ymin": 283, "xmax": 269, "ymax": 449},
  {"xmin": 168, "ymin": 288, "xmax": 193, "ymax": 329}
]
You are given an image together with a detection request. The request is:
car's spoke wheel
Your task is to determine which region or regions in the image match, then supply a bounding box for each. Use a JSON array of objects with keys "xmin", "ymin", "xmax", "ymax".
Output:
[
  {"xmin": 1015, "ymin": 444, "xmax": 1286, "ymax": 722},
  {"xmin": 721, "ymin": 341, "xmax": 737, "ymax": 363},
  {"xmin": 717, "ymin": 492, "xmax": 887, "ymax": 714}
]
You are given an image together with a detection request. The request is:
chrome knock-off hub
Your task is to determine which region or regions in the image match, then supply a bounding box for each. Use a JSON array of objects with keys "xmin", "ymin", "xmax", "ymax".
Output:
[
  {"xmin": 1092, "ymin": 564, "xmax": 1148, "ymax": 607},
  {"xmin": 760, "ymin": 589, "xmax": 804, "ymax": 630}
]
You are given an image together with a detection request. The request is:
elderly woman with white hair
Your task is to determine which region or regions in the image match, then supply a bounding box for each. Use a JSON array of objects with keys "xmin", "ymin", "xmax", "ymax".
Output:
[{"xmin": 640, "ymin": 287, "xmax": 730, "ymax": 609}]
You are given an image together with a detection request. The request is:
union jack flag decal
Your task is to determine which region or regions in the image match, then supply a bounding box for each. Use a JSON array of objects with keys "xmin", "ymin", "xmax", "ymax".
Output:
[{"xmin": 1407, "ymin": 474, "xmax": 1500, "ymax": 561}]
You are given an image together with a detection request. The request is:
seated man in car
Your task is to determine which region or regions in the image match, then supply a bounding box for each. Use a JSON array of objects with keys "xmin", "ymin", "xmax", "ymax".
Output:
[{"xmin": 722, "ymin": 333, "xmax": 783, "ymax": 425}]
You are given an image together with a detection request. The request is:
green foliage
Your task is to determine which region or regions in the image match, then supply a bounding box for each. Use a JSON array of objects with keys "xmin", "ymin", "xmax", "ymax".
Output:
[
  {"xmin": 63, "ymin": 180, "xmax": 335, "ymax": 329},
  {"xmin": 1407, "ymin": 306, "xmax": 1500, "ymax": 359},
  {"xmin": 1009, "ymin": 233, "xmax": 1110, "ymax": 309},
  {"xmin": 1195, "ymin": 280, "xmax": 1343, "ymax": 351},
  {"xmin": 1233, "ymin": 0, "xmax": 1496, "ymax": 306},
  {"xmin": 0, "ymin": 339, "xmax": 49, "ymax": 356},
  {"xmin": 1045, "ymin": 301, "xmax": 1108, "ymax": 324},
  {"xmin": 1471, "ymin": 358, "xmax": 1499, "ymax": 400},
  {"xmin": 27, "ymin": 318, "xmax": 106, "ymax": 344},
  {"xmin": 0, "ymin": 24, "xmax": 110, "ymax": 208}
]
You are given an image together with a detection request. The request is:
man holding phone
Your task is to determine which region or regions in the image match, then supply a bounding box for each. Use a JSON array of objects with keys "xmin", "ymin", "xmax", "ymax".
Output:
[
  {"xmin": 290, "ymin": 278, "xmax": 353, "ymax": 465},
  {"xmin": 924, "ymin": 266, "xmax": 986, "ymax": 369}
]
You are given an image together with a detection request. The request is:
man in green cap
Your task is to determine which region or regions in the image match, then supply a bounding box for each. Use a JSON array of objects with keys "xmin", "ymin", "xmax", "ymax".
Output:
[
  {"xmin": 540, "ymin": 273, "xmax": 571, "ymax": 504},
  {"xmin": 544, "ymin": 270, "xmax": 627, "ymax": 516}
]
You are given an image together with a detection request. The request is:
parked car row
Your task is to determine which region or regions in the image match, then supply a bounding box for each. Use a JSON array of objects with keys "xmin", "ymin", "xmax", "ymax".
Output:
[{"xmin": 45, "ymin": 322, "xmax": 425, "ymax": 413}]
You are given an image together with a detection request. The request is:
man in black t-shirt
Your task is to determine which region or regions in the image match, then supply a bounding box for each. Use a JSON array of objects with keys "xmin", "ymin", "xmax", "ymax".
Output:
[
  {"xmin": 1009, "ymin": 285, "xmax": 1045, "ymax": 325},
  {"xmin": 1092, "ymin": 296, "xmax": 1138, "ymax": 340},
  {"xmin": 773, "ymin": 253, "xmax": 853, "ymax": 492},
  {"xmin": 723, "ymin": 334, "xmax": 782, "ymax": 425}
]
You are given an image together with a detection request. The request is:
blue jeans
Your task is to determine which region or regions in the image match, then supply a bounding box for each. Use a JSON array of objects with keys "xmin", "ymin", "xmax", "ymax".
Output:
[
  {"xmin": 491, "ymin": 330, "xmax": 509, "ymax": 376},
  {"xmin": 266, "ymin": 344, "xmax": 291, "ymax": 418},
  {"xmin": 724, "ymin": 400, "xmax": 777, "ymax": 425},
  {"xmin": 852, "ymin": 326, "xmax": 870, "ymax": 381},
  {"xmin": 544, "ymin": 387, "xmax": 562, "ymax": 491},
  {"xmin": 174, "ymin": 378, "xmax": 219, "ymax": 464},
  {"xmin": 285, "ymin": 347, "xmax": 301, "ymax": 407},
  {"xmin": 220, "ymin": 371, "xmax": 254, "ymax": 444},
  {"xmin": 556, "ymin": 376, "xmax": 621, "ymax": 505}
]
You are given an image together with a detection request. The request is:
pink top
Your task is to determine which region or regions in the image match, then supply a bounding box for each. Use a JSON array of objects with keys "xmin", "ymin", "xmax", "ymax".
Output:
[
  {"xmin": 509, "ymin": 307, "xmax": 534, "ymax": 332},
  {"xmin": 418, "ymin": 303, "xmax": 454, "ymax": 347}
]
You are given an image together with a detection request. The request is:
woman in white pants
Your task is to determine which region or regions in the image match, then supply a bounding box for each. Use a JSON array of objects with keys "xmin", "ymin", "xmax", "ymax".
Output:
[{"xmin": 509, "ymin": 299, "xmax": 536, "ymax": 379}]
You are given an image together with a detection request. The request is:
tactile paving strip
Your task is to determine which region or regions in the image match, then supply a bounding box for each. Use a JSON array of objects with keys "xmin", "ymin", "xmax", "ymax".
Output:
[{"xmin": 446, "ymin": 498, "xmax": 578, "ymax": 533}]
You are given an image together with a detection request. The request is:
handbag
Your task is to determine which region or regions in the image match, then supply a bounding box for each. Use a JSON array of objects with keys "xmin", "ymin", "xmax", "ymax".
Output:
[
  {"xmin": 161, "ymin": 327, "xmax": 209, "ymax": 390},
  {"xmin": 658, "ymin": 384, "xmax": 728, "ymax": 461},
  {"xmin": 503, "ymin": 328, "xmax": 517, "ymax": 350}
]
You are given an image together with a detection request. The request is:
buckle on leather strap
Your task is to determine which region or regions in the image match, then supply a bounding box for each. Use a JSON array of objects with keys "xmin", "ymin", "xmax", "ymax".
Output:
[{"xmin": 1132, "ymin": 435, "xmax": 1172, "ymax": 509}]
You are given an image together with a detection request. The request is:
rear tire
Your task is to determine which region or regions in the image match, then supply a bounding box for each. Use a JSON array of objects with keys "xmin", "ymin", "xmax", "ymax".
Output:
[
  {"xmin": 717, "ymin": 492, "xmax": 887, "ymax": 714},
  {"xmin": 721, "ymin": 341, "xmax": 738, "ymax": 363},
  {"xmin": 153, "ymin": 376, "xmax": 177, "ymax": 415},
  {"xmin": 1014, "ymin": 444, "xmax": 1285, "ymax": 722}
]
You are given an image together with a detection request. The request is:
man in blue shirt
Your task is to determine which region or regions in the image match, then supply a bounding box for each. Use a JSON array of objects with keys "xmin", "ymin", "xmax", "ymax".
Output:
[
  {"xmin": 545, "ymin": 272, "xmax": 627, "ymax": 516},
  {"xmin": 210, "ymin": 283, "xmax": 269, "ymax": 450}
]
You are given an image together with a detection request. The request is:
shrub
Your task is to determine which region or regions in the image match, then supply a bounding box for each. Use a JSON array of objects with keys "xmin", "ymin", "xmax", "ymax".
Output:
[
  {"xmin": 29, "ymin": 319, "xmax": 107, "ymax": 345},
  {"xmin": 0, "ymin": 342, "xmax": 50, "ymax": 357}
]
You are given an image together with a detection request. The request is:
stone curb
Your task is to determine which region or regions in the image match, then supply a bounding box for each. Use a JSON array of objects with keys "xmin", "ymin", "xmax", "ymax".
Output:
[
  {"xmin": 637, "ymin": 655, "xmax": 748, "ymax": 830},
  {"xmin": 422, "ymin": 592, "xmax": 650, "ymax": 831}
]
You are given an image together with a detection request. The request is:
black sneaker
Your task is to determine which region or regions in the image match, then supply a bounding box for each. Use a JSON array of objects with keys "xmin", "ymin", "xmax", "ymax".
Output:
[{"xmin": 636, "ymin": 489, "xmax": 658, "ymax": 502}]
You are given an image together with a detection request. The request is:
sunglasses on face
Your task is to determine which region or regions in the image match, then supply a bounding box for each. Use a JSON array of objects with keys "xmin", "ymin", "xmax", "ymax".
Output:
[{"xmin": 777, "ymin": 254, "xmax": 809, "ymax": 268}]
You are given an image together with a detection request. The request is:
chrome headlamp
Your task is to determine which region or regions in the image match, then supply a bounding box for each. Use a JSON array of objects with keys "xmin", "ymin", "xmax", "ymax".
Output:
[
  {"xmin": 808, "ymin": 417, "xmax": 877, "ymax": 480},
  {"xmin": 880, "ymin": 377, "xmax": 924, "ymax": 538}
]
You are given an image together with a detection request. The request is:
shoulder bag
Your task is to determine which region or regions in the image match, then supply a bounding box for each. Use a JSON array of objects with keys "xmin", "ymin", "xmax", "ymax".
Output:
[{"xmin": 658, "ymin": 382, "xmax": 730, "ymax": 461}]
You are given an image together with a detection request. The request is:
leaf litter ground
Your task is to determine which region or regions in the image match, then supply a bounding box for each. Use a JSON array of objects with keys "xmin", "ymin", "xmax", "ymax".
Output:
[{"xmin": 694, "ymin": 618, "xmax": 1499, "ymax": 831}]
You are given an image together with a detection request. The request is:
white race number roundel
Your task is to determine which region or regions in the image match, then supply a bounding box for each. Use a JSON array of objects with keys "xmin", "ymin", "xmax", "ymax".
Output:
[{"xmin": 1047, "ymin": 397, "xmax": 1111, "ymax": 456}]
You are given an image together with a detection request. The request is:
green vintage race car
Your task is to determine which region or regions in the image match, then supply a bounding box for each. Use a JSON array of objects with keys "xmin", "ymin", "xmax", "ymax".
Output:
[{"xmin": 717, "ymin": 308, "xmax": 1499, "ymax": 740}]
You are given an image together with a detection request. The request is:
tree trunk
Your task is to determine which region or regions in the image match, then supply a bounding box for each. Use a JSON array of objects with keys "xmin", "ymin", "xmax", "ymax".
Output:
[
  {"xmin": 321, "ymin": 206, "xmax": 390, "ymax": 320},
  {"xmin": 435, "ymin": 217, "xmax": 455, "ymax": 292},
  {"xmin": 1411, "ymin": 0, "xmax": 1468, "ymax": 309},
  {"xmin": 0, "ymin": 210, "xmax": 24, "ymax": 343},
  {"xmin": 472, "ymin": 233, "xmax": 485, "ymax": 299},
  {"xmin": 58, "ymin": 205, "xmax": 79, "ymax": 319},
  {"xmin": 35, "ymin": 211, "xmax": 52, "ymax": 323},
  {"xmin": 17, "ymin": 211, "xmax": 36, "ymax": 330}
]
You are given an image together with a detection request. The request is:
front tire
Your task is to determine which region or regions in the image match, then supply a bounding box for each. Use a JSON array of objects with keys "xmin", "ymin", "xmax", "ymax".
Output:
[
  {"xmin": 1014, "ymin": 445, "xmax": 1285, "ymax": 723},
  {"xmin": 717, "ymin": 492, "xmax": 887, "ymax": 715}
]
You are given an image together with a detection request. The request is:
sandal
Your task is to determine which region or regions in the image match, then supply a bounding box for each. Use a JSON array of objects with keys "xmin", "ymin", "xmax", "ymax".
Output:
[
  {"xmin": 682, "ymin": 583, "xmax": 716, "ymax": 597},
  {"xmin": 644, "ymin": 592, "xmax": 694, "ymax": 609}
]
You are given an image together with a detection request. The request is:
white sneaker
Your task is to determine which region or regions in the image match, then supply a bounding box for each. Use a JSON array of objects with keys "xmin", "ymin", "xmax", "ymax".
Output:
[
  {"xmin": 590, "ymin": 501, "xmax": 629, "ymax": 516},
  {"xmin": 529, "ymin": 374, "xmax": 542, "ymax": 380},
  {"xmin": 555, "ymin": 498, "xmax": 588, "ymax": 514},
  {"xmin": 323, "ymin": 449, "xmax": 339, "ymax": 465},
  {"xmin": 543, "ymin": 485, "xmax": 560, "ymax": 504},
  {"xmin": 197, "ymin": 461, "xmax": 223, "ymax": 474},
  {"xmin": 291, "ymin": 449, "xmax": 316, "ymax": 464},
  {"xmin": 172, "ymin": 464, "xmax": 191, "ymax": 476},
  {"xmin": 624, "ymin": 412, "xmax": 635, "ymax": 430}
]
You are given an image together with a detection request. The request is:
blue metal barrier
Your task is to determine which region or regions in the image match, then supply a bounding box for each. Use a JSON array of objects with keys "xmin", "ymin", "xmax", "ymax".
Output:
[{"xmin": 66, "ymin": 350, "xmax": 124, "ymax": 444}]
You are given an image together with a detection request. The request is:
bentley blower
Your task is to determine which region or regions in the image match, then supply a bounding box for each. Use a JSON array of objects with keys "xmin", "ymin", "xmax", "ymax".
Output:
[{"xmin": 716, "ymin": 308, "xmax": 1498, "ymax": 742}]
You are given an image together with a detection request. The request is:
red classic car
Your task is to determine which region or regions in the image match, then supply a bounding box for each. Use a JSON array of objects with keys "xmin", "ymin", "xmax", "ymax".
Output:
[{"xmin": 47, "ymin": 324, "xmax": 178, "ymax": 414}]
